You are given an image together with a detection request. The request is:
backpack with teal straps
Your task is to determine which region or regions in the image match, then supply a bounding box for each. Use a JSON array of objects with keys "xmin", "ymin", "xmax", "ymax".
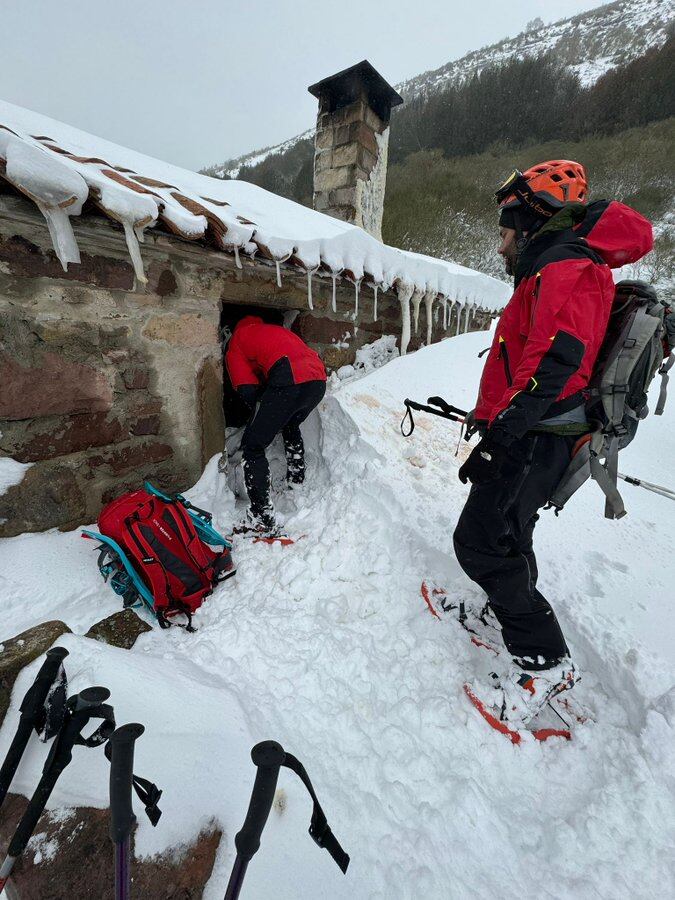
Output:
[
  {"xmin": 83, "ymin": 482, "xmax": 235, "ymax": 631},
  {"xmin": 550, "ymin": 280, "xmax": 673, "ymax": 519}
]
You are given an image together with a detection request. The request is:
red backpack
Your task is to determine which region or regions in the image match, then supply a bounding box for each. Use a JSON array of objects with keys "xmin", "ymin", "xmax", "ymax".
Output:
[{"xmin": 86, "ymin": 484, "xmax": 235, "ymax": 631}]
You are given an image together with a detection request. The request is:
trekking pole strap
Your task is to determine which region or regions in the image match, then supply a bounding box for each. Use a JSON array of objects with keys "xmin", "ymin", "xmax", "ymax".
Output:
[
  {"xmin": 655, "ymin": 352, "xmax": 674, "ymax": 416},
  {"xmin": 401, "ymin": 398, "xmax": 466, "ymax": 437},
  {"xmin": 75, "ymin": 703, "xmax": 116, "ymax": 748},
  {"xmin": 401, "ymin": 402, "xmax": 416, "ymax": 436},
  {"xmin": 282, "ymin": 752, "xmax": 350, "ymax": 874}
]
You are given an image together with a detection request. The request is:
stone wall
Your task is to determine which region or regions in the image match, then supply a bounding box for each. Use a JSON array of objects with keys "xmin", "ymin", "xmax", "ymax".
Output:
[
  {"xmin": 0, "ymin": 197, "xmax": 224, "ymax": 535},
  {"xmin": 0, "ymin": 193, "xmax": 492, "ymax": 535}
]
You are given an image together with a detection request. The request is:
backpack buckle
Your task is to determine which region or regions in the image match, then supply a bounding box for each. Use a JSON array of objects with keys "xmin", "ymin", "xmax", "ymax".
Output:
[{"xmin": 309, "ymin": 820, "xmax": 330, "ymax": 849}]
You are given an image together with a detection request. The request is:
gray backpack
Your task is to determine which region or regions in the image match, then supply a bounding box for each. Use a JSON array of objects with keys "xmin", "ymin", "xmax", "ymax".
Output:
[{"xmin": 550, "ymin": 280, "xmax": 674, "ymax": 519}]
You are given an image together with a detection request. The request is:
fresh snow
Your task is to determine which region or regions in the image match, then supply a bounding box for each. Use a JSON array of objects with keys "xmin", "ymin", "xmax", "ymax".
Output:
[
  {"xmin": 0, "ymin": 99, "xmax": 510, "ymax": 324},
  {"xmin": 1, "ymin": 330, "xmax": 674, "ymax": 898}
]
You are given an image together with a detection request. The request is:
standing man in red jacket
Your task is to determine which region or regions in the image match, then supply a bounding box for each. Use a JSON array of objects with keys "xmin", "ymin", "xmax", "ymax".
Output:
[
  {"xmin": 454, "ymin": 161, "xmax": 653, "ymax": 726},
  {"xmin": 225, "ymin": 316, "xmax": 327, "ymax": 535}
]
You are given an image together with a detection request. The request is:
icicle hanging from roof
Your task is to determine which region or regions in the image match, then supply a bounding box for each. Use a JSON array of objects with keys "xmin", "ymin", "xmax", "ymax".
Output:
[
  {"xmin": 424, "ymin": 290, "xmax": 436, "ymax": 346},
  {"xmin": 397, "ymin": 282, "xmax": 414, "ymax": 356},
  {"xmin": 463, "ymin": 302, "xmax": 474, "ymax": 333},
  {"xmin": 306, "ymin": 269, "xmax": 315, "ymax": 310},
  {"xmin": 0, "ymin": 134, "xmax": 88, "ymax": 271},
  {"xmin": 411, "ymin": 288, "xmax": 423, "ymax": 335},
  {"xmin": 0, "ymin": 103, "xmax": 511, "ymax": 316}
]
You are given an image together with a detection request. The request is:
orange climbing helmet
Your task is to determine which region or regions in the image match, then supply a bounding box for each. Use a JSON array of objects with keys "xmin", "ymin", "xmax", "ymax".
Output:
[{"xmin": 496, "ymin": 160, "xmax": 588, "ymax": 226}]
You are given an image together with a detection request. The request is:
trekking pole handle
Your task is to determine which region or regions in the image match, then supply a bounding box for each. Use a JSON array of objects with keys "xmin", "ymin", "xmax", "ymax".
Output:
[
  {"xmin": 0, "ymin": 647, "xmax": 70, "ymax": 807},
  {"xmin": 19, "ymin": 647, "xmax": 69, "ymax": 718},
  {"xmin": 109, "ymin": 724, "xmax": 145, "ymax": 844},
  {"xmin": 233, "ymin": 741, "xmax": 285, "ymax": 862},
  {"xmin": 7, "ymin": 688, "xmax": 111, "ymax": 858}
]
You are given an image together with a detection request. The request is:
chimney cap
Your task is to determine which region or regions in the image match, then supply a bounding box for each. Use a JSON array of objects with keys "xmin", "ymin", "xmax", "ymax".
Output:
[{"xmin": 308, "ymin": 60, "xmax": 403, "ymax": 123}]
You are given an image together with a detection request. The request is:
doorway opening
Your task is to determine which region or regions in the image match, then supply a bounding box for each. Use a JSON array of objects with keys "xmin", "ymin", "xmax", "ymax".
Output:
[{"xmin": 219, "ymin": 303, "xmax": 286, "ymax": 427}]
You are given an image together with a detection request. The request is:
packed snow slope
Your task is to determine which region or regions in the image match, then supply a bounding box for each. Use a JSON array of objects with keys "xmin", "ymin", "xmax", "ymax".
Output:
[{"xmin": 1, "ymin": 331, "xmax": 674, "ymax": 899}]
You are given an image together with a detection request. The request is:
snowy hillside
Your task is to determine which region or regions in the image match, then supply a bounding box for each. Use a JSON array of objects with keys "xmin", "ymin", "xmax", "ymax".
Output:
[
  {"xmin": 398, "ymin": 0, "xmax": 673, "ymax": 96},
  {"xmin": 1, "ymin": 331, "xmax": 674, "ymax": 898},
  {"xmin": 203, "ymin": 129, "xmax": 313, "ymax": 181},
  {"xmin": 206, "ymin": 0, "xmax": 674, "ymax": 179}
]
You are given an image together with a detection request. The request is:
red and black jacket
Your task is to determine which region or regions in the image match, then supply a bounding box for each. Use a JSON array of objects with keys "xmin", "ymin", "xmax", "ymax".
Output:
[
  {"xmin": 225, "ymin": 316, "xmax": 326, "ymax": 405},
  {"xmin": 475, "ymin": 200, "xmax": 654, "ymax": 439}
]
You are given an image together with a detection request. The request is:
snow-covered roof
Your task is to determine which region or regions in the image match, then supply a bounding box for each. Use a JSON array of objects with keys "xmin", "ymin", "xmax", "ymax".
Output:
[{"xmin": 0, "ymin": 99, "xmax": 510, "ymax": 320}]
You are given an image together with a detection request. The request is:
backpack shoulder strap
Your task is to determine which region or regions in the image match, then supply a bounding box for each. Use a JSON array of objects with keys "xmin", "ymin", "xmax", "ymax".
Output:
[
  {"xmin": 589, "ymin": 432, "xmax": 626, "ymax": 520},
  {"xmin": 656, "ymin": 351, "xmax": 674, "ymax": 416},
  {"xmin": 548, "ymin": 439, "xmax": 592, "ymax": 513},
  {"xmin": 601, "ymin": 304, "xmax": 661, "ymax": 429},
  {"xmin": 548, "ymin": 431, "xmax": 627, "ymax": 519}
]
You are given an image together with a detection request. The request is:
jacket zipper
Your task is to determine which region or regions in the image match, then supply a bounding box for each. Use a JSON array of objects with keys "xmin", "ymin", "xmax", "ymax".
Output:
[
  {"xmin": 498, "ymin": 336, "xmax": 513, "ymax": 386},
  {"xmin": 531, "ymin": 272, "xmax": 542, "ymax": 326}
]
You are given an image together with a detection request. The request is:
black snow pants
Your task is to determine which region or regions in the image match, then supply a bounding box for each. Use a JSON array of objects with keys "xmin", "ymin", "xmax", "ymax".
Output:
[
  {"xmin": 453, "ymin": 432, "xmax": 576, "ymax": 669},
  {"xmin": 241, "ymin": 380, "xmax": 326, "ymax": 517}
]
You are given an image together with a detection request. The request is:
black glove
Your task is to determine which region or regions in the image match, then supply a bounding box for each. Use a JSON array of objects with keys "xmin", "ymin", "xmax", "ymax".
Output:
[{"xmin": 458, "ymin": 429, "xmax": 523, "ymax": 485}]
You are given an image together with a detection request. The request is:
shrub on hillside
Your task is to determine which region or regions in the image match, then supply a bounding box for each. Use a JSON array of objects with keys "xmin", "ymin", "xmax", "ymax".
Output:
[{"xmin": 383, "ymin": 119, "xmax": 675, "ymax": 290}]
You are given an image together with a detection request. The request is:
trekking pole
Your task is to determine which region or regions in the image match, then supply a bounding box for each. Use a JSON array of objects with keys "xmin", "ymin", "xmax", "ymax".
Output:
[
  {"xmin": 224, "ymin": 740, "xmax": 349, "ymax": 900},
  {"xmin": 401, "ymin": 397, "xmax": 467, "ymax": 436},
  {"xmin": 225, "ymin": 741, "xmax": 284, "ymax": 900},
  {"xmin": 618, "ymin": 472, "xmax": 675, "ymax": 502},
  {"xmin": 109, "ymin": 724, "xmax": 144, "ymax": 900},
  {"xmin": 0, "ymin": 647, "xmax": 69, "ymax": 813},
  {"xmin": 0, "ymin": 687, "xmax": 114, "ymax": 895}
]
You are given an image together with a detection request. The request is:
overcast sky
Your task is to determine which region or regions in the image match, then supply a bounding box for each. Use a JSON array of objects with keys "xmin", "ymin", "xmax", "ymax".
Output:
[{"xmin": 1, "ymin": 0, "xmax": 606, "ymax": 171}]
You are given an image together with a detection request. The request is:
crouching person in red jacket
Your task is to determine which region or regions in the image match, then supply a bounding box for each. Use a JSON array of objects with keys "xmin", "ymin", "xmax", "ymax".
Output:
[
  {"xmin": 225, "ymin": 316, "xmax": 327, "ymax": 535},
  {"xmin": 454, "ymin": 160, "xmax": 653, "ymax": 727}
]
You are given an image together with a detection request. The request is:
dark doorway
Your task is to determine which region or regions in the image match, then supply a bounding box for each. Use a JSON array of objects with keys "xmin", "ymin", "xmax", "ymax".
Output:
[{"xmin": 220, "ymin": 303, "xmax": 286, "ymax": 427}]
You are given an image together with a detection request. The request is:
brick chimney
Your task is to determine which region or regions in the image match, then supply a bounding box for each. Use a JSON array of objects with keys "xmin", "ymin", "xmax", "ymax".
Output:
[{"xmin": 308, "ymin": 61, "xmax": 403, "ymax": 241}]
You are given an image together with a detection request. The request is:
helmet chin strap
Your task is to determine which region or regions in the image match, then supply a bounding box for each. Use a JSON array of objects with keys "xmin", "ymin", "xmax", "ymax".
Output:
[
  {"xmin": 513, "ymin": 210, "xmax": 529, "ymax": 258},
  {"xmin": 513, "ymin": 207, "xmax": 547, "ymax": 255}
]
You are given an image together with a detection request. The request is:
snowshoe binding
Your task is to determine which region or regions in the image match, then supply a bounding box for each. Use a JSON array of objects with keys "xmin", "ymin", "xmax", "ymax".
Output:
[
  {"xmin": 232, "ymin": 509, "xmax": 284, "ymax": 539},
  {"xmin": 420, "ymin": 582, "xmax": 588, "ymax": 742},
  {"xmin": 465, "ymin": 661, "xmax": 579, "ymax": 744}
]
